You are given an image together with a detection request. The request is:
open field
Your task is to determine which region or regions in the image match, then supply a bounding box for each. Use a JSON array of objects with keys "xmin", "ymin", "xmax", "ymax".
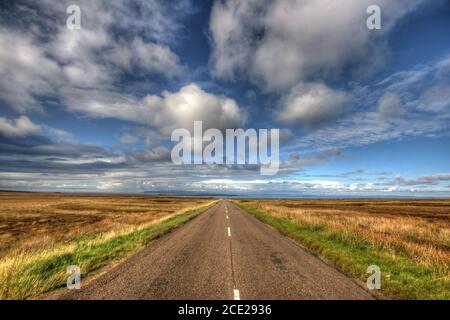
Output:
[
  {"xmin": 60, "ymin": 200, "xmax": 375, "ymax": 300},
  {"xmin": 235, "ymin": 199, "xmax": 450, "ymax": 300},
  {"xmin": 0, "ymin": 192, "xmax": 215, "ymax": 299},
  {"xmin": 1, "ymin": 193, "xmax": 448, "ymax": 300}
]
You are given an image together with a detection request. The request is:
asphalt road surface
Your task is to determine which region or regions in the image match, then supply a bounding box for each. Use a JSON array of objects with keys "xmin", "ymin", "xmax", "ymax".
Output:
[{"xmin": 62, "ymin": 201, "xmax": 374, "ymax": 300}]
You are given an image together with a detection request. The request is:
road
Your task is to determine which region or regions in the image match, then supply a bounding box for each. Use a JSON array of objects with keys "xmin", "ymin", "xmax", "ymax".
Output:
[{"xmin": 62, "ymin": 200, "xmax": 374, "ymax": 300}]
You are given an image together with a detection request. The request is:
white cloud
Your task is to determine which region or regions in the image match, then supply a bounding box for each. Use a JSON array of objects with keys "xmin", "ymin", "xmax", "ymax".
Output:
[
  {"xmin": 377, "ymin": 93, "xmax": 404, "ymax": 120},
  {"xmin": 97, "ymin": 181, "xmax": 123, "ymax": 190},
  {"xmin": 0, "ymin": 29, "xmax": 61, "ymax": 112},
  {"xmin": 128, "ymin": 38, "xmax": 184, "ymax": 78},
  {"xmin": 141, "ymin": 83, "xmax": 244, "ymax": 134},
  {"xmin": 209, "ymin": 0, "xmax": 428, "ymax": 91},
  {"xmin": 191, "ymin": 178, "xmax": 404, "ymax": 194},
  {"xmin": 0, "ymin": 1, "xmax": 189, "ymax": 113},
  {"xmin": 285, "ymin": 55, "xmax": 450, "ymax": 150},
  {"xmin": 51, "ymin": 15, "xmax": 185, "ymax": 86},
  {"xmin": 0, "ymin": 116, "xmax": 41, "ymax": 137},
  {"xmin": 36, "ymin": 0, "xmax": 191, "ymax": 44},
  {"xmin": 278, "ymin": 83, "xmax": 349, "ymax": 126},
  {"xmin": 58, "ymin": 83, "xmax": 244, "ymax": 135},
  {"xmin": 417, "ymin": 85, "xmax": 450, "ymax": 113}
]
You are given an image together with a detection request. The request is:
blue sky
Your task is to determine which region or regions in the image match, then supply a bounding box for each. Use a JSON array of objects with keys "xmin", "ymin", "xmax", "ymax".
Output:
[{"xmin": 0, "ymin": 0, "xmax": 449, "ymax": 196}]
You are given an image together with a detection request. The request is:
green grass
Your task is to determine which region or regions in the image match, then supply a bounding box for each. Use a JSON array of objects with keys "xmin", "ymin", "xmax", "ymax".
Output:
[
  {"xmin": 235, "ymin": 202, "xmax": 450, "ymax": 300},
  {"xmin": 0, "ymin": 203, "xmax": 215, "ymax": 300}
]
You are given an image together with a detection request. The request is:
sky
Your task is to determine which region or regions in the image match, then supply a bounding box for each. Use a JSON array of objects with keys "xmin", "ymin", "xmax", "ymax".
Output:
[{"xmin": 0, "ymin": 0, "xmax": 450, "ymax": 197}]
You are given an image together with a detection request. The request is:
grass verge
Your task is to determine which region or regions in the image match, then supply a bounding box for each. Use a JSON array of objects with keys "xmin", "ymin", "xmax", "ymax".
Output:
[
  {"xmin": 0, "ymin": 202, "xmax": 216, "ymax": 300},
  {"xmin": 235, "ymin": 201, "xmax": 449, "ymax": 300}
]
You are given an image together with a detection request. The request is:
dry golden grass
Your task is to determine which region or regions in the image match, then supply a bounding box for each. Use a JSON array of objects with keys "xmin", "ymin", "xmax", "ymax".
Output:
[
  {"xmin": 0, "ymin": 192, "xmax": 213, "ymax": 258},
  {"xmin": 0, "ymin": 192, "xmax": 216, "ymax": 299},
  {"xmin": 238, "ymin": 199, "xmax": 450, "ymax": 270}
]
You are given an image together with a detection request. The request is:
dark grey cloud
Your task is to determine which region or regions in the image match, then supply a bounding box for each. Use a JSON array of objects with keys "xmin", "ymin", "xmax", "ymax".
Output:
[
  {"xmin": 0, "ymin": 134, "xmax": 112, "ymax": 159},
  {"xmin": 395, "ymin": 174, "xmax": 450, "ymax": 186},
  {"xmin": 280, "ymin": 148, "xmax": 342, "ymax": 173},
  {"xmin": 0, "ymin": 159, "xmax": 126, "ymax": 174},
  {"xmin": 125, "ymin": 147, "xmax": 172, "ymax": 163},
  {"xmin": 0, "ymin": 132, "xmax": 127, "ymax": 175}
]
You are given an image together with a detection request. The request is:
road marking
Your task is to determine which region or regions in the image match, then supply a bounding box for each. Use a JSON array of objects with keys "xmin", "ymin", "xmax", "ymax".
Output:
[
  {"xmin": 233, "ymin": 289, "xmax": 240, "ymax": 300},
  {"xmin": 227, "ymin": 227, "xmax": 231, "ymax": 237}
]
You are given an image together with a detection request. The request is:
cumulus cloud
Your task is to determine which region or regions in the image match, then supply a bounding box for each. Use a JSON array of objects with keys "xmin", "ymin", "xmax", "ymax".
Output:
[
  {"xmin": 141, "ymin": 83, "xmax": 244, "ymax": 134},
  {"xmin": 0, "ymin": 29, "xmax": 61, "ymax": 112},
  {"xmin": 0, "ymin": 0, "xmax": 190, "ymax": 113},
  {"xmin": 209, "ymin": 0, "xmax": 428, "ymax": 91},
  {"xmin": 0, "ymin": 116, "xmax": 41, "ymax": 137},
  {"xmin": 278, "ymin": 83, "xmax": 349, "ymax": 127},
  {"xmin": 0, "ymin": 0, "xmax": 448, "ymax": 197},
  {"xmin": 58, "ymin": 83, "xmax": 244, "ymax": 134},
  {"xmin": 285, "ymin": 55, "xmax": 450, "ymax": 150}
]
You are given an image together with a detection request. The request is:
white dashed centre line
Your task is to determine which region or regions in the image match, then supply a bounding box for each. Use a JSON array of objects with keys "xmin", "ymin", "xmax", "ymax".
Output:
[{"xmin": 227, "ymin": 204, "xmax": 238, "ymax": 300}]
